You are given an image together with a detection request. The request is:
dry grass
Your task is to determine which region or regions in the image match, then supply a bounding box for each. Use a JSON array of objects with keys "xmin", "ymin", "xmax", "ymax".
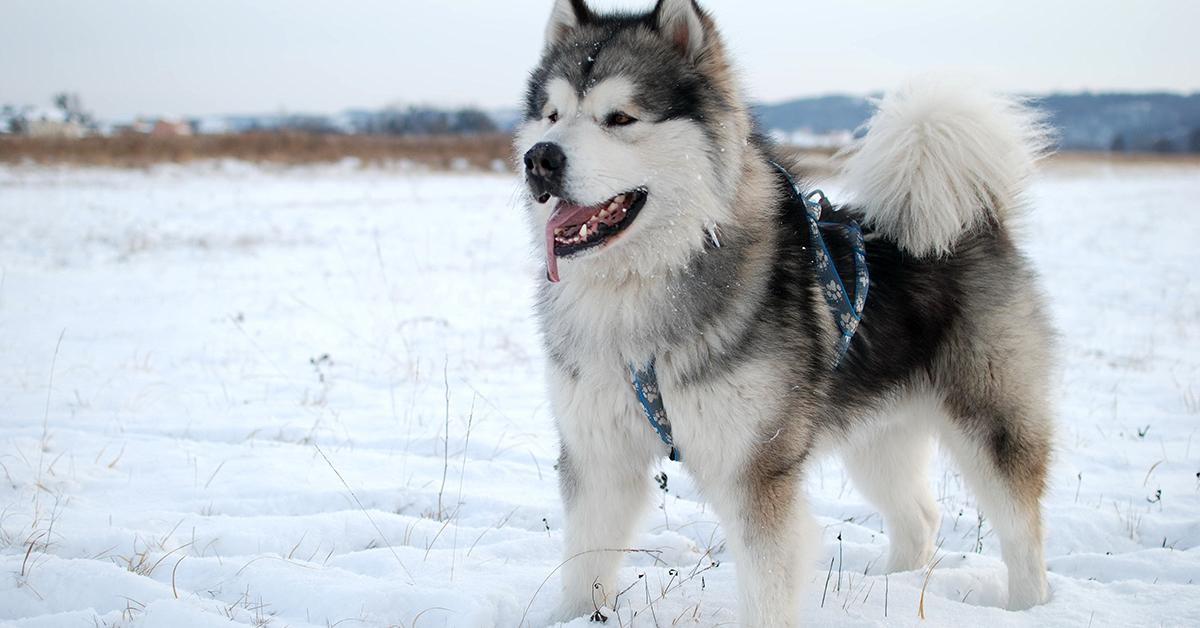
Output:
[
  {"xmin": 3, "ymin": 133, "xmax": 1195, "ymax": 176},
  {"xmin": 0, "ymin": 132, "xmax": 516, "ymax": 170},
  {"xmin": 0, "ymin": 133, "xmax": 839, "ymax": 173}
]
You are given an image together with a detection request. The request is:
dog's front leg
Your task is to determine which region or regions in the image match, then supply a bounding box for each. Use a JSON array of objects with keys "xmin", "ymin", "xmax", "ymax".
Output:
[
  {"xmin": 701, "ymin": 458, "xmax": 813, "ymax": 627},
  {"xmin": 552, "ymin": 378, "xmax": 658, "ymax": 620}
]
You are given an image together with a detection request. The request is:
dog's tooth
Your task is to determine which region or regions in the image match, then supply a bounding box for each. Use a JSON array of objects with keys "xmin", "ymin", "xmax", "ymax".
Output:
[{"xmin": 579, "ymin": 224, "xmax": 588, "ymax": 239}]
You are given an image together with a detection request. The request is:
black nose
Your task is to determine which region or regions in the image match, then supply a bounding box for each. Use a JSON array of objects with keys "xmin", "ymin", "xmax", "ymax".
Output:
[
  {"xmin": 524, "ymin": 142, "xmax": 567, "ymax": 198},
  {"xmin": 524, "ymin": 142, "xmax": 566, "ymax": 178}
]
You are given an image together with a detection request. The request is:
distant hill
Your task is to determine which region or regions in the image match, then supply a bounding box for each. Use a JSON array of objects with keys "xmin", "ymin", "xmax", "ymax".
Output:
[
  {"xmin": 750, "ymin": 92, "xmax": 1200, "ymax": 153},
  {"xmin": 1034, "ymin": 93, "xmax": 1200, "ymax": 152},
  {"xmin": 751, "ymin": 95, "xmax": 879, "ymax": 136}
]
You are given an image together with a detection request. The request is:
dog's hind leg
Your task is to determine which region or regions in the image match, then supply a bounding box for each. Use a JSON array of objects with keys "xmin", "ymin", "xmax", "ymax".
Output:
[
  {"xmin": 934, "ymin": 372, "xmax": 1053, "ymax": 610},
  {"xmin": 930, "ymin": 292, "xmax": 1055, "ymax": 611},
  {"xmin": 841, "ymin": 401, "xmax": 940, "ymax": 573}
]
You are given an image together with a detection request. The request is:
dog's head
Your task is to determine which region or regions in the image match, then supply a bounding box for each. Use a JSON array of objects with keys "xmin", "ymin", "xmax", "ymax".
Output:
[{"xmin": 515, "ymin": 0, "xmax": 749, "ymax": 282}]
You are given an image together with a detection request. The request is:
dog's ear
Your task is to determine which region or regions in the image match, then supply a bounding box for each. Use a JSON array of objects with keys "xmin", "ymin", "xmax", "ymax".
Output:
[
  {"xmin": 545, "ymin": 0, "xmax": 593, "ymax": 48},
  {"xmin": 653, "ymin": 0, "xmax": 708, "ymax": 61}
]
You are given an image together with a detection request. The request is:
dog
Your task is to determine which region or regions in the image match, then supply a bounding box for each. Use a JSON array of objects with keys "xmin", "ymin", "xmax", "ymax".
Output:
[{"xmin": 514, "ymin": 1, "xmax": 1054, "ymax": 625}]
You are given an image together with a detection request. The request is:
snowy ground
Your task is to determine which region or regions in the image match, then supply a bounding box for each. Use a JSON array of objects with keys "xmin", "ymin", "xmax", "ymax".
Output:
[{"xmin": 0, "ymin": 158, "xmax": 1197, "ymax": 627}]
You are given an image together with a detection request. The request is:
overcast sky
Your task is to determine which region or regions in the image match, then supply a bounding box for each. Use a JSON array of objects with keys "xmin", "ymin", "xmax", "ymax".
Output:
[{"xmin": 3, "ymin": 0, "xmax": 1198, "ymax": 119}]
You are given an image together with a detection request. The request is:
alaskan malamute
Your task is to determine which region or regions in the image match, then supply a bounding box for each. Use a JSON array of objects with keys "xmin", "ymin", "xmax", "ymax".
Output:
[{"xmin": 515, "ymin": 1, "xmax": 1054, "ymax": 624}]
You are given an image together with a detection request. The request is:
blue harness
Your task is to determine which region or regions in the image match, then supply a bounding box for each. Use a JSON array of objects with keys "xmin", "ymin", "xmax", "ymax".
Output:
[
  {"xmin": 628, "ymin": 162, "xmax": 871, "ymax": 461},
  {"xmin": 771, "ymin": 161, "xmax": 871, "ymax": 363},
  {"xmin": 629, "ymin": 360, "xmax": 679, "ymax": 461}
]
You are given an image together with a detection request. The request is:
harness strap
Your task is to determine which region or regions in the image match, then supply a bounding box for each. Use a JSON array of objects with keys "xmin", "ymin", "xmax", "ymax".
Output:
[
  {"xmin": 770, "ymin": 161, "xmax": 870, "ymax": 367},
  {"xmin": 629, "ymin": 359, "xmax": 680, "ymax": 461}
]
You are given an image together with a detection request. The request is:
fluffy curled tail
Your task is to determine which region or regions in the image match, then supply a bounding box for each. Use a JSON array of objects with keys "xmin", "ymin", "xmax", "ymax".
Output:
[{"xmin": 839, "ymin": 81, "xmax": 1053, "ymax": 257}]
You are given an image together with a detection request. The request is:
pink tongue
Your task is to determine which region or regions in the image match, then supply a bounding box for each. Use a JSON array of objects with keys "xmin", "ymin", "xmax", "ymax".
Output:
[{"xmin": 544, "ymin": 201, "xmax": 601, "ymax": 282}]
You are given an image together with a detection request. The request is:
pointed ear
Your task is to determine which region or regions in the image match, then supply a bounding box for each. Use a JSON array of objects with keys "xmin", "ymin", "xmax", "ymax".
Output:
[
  {"xmin": 545, "ymin": 0, "xmax": 593, "ymax": 48},
  {"xmin": 653, "ymin": 0, "xmax": 707, "ymax": 61}
]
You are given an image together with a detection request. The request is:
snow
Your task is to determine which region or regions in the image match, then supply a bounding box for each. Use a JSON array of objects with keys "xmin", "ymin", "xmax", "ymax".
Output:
[{"xmin": 1, "ymin": 158, "xmax": 1198, "ymax": 627}]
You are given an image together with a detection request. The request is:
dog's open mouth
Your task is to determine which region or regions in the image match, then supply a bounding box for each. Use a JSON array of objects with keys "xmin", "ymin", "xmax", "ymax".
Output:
[{"xmin": 543, "ymin": 189, "xmax": 647, "ymax": 282}]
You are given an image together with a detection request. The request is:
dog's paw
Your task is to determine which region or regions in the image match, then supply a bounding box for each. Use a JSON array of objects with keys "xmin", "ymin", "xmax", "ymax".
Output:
[
  {"xmin": 548, "ymin": 599, "xmax": 595, "ymax": 624},
  {"xmin": 1007, "ymin": 579, "xmax": 1050, "ymax": 611}
]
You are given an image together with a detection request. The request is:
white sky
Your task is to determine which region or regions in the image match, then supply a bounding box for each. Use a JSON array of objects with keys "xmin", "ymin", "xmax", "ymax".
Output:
[{"xmin": 2, "ymin": 0, "xmax": 1198, "ymax": 119}]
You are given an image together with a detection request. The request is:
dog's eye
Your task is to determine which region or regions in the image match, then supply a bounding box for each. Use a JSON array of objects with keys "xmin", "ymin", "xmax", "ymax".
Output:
[
  {"xmin": 606, "ymin": 112, "xmax": 638, "ymax": 127},
  {"xmin": 547, "ymin": 111, "xmax": 560, "ymax": 123}
]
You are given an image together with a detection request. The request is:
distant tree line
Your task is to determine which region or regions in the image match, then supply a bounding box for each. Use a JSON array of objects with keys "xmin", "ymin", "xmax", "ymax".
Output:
[
  {"xmin": 53, "ymin": 92, "xmax": 94, "ymax": 126},
  {"xmin": 1, "ymin": 105, "xmax": 25, "ymax": 134},
  {"xmin": 2, "ymin": 92, "xmax": 95, "ymax": 134},
  {"xmin": 350, "ymin": 107, "xmax": 497, "ymax": 135},
  {"xmin": 3, "ymin": 96, "xmax": 499, "ymax": 137},
  {"xmin": 230, "ymin": 107, "xmax": 499, "ymax": 136}
]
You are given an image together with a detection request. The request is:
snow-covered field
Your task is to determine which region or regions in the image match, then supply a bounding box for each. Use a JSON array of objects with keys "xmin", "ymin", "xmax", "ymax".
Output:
[{"xmin": 1, "ymin": 158, "xmax": 1197, "ymax": 627}]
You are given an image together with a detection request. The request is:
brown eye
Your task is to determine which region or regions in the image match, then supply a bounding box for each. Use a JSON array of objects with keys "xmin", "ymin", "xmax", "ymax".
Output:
[
  {"xmin": 606, "ymin": 112, "xmax": 637, "ymax": 127},
  {"xmin": 547, "ymin": 111, "xmax": 559, "ymax": 123}
]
